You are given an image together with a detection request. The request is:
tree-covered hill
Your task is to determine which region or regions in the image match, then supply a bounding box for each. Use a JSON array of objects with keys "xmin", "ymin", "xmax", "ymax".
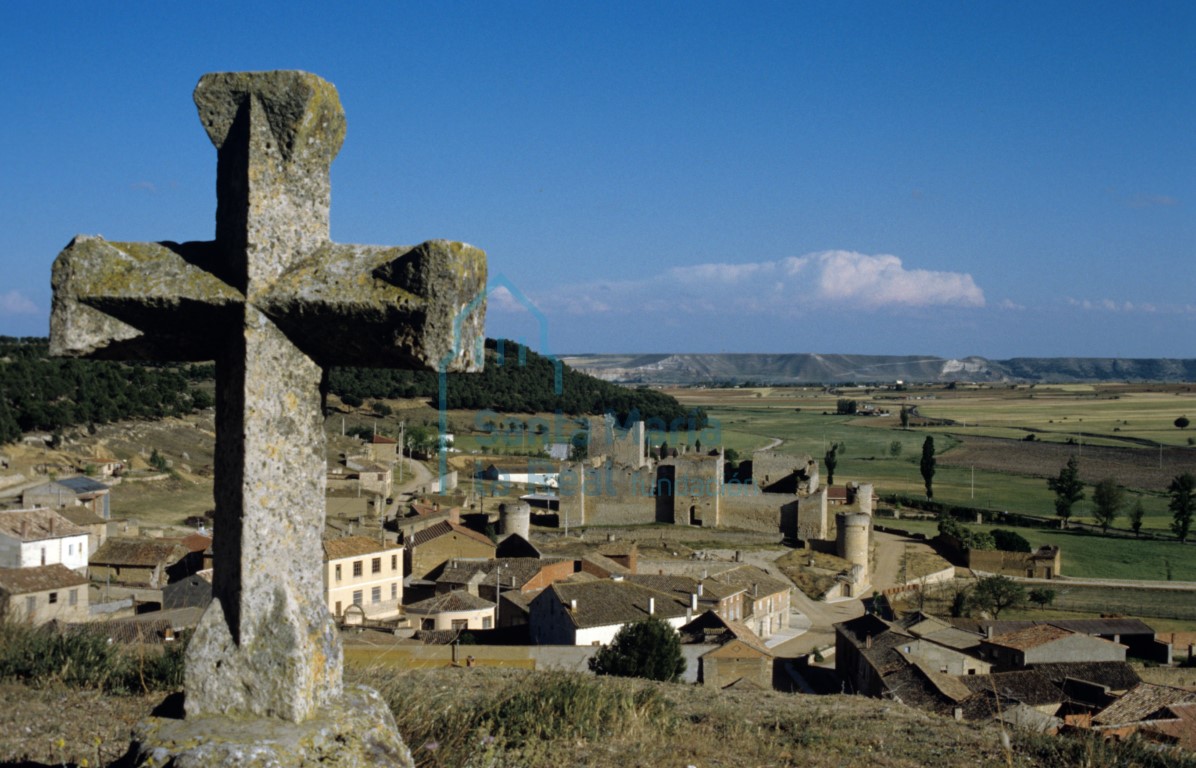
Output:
[
  {"xmin": 0, "ymin": 337, "xmax": 212, "ymax": 444},
  {"xmin": 0, "ymin": 337, "xmax": 702, "ymax": 445},
  {"xmin": 330, "ymin": 339, "xmax": 703, "ymax": 426}
]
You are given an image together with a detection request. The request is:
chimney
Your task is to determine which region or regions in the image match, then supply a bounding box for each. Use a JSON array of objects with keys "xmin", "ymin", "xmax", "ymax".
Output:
[
  {"xmin": 570, "ymin": 599, "xmax": 577, "ymax": 611},
  {"xmin": 697, "ymin": 583, "xmax": 704, "ymax": 597},
  {"xmin": 648, "ymin": 597, "xmax": 655, "ymax": 615},
  {"xmin": 448, "ymin": 507, "xmax": 461, "ymax": 525},
  {"xmin": 49, "ymin": 516, "xmax": 55, "ymax": 535},
  {"xmin": 866, "ymin": 633, "xmax": 872, "ymax": 650},
  {"xmin": 985, "ymin": 625, "xmax": 994, "ymax": 640},
  {"xmin": 691, "ymin": 593, "xmax": 698, "ymax": 611}
]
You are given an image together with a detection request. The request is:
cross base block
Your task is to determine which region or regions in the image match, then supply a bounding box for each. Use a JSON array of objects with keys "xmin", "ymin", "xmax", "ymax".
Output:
[{"xmin": 128, "ymin": 684, "xmax": 412, "ymax": 768}]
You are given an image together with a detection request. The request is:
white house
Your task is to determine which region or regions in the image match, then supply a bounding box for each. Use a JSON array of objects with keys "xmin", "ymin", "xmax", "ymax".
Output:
[
  {"xmin": 529, "ymin": 580, "xmax": 690, "ymax": 646},
  {"xmin": 323, "ymin": 535, "xmax": 404, "ymax": 622},
  {"xmin": 0, "ymin": 509, "xmax": 90, "ymax": 572}
]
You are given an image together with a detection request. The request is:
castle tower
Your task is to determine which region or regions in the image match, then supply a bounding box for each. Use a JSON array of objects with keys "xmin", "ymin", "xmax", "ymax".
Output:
[
  {"xmin": 836, "ymin": 512, "xmax": 871, "ymax": 583},
  {"xmin": 857, "ymin": 483, "xmax": 874, "ymax": 516},
  {"xmin": 499, "ymin": 501, "xmax": 531, "ymax": 540}
]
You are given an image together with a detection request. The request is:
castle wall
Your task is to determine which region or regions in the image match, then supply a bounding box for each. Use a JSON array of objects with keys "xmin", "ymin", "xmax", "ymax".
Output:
[{"xmin": 587, "ymin": 416, "xmax": 646, "ymax": 469}]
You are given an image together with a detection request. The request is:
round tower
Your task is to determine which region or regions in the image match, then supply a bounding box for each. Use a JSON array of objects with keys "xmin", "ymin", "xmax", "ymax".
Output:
[
  {"xmin": 499, "ymin": 501, "xmax": 531, "ymax": 540},
  {"xmin": 857, "ymin": 483, "xmax": 874, "ymax": 517},
  {"xmin": 836, "ymin": 512, "xmax": 871, "ymax": 581}
]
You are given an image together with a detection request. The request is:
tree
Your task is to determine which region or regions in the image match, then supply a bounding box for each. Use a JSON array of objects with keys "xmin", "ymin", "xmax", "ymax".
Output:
[
  {"xmin": 824, "ymin": 442, "xmax": 842, "ymax": 485},
  {"xmin": 900, "ymin": 405, "xmax": 910, "ymax": 430},
  {"xmin": 888, "ymin": 440, "xmax": 902, "ymax": 458},
  {"xmin": 1129, "ymin": 498, "xmax": 1145, "ymax": 538},
  {"xmin": 1168, "ymin": 472, "xmax": 1195, "ymax": 543},
  {"xmin": 1091, "ymin": 478, "xmax": 1124, "ymax": 533},
  {"xmin": 588, "ymin": 617, "xmax": 685, "ymax": 682},
  {"xmin": 991, "ymin": 529, "xmax": 1031, "ymax": 553},
  {"xmin": 1047, "ymin": 456, "xmax": 1084, "ymax": 527},
  {"xmin": 1176, "ymin": 416, "xmax": 1191, "ymax": 429},
  {"xmin": 920, "ymin": 436, "xmax": 936, "ymax": 500},
  {"xmin": 969, "ymin": 575, "xmax": 1026, "ymax": 619},
  {"xmin": 836, "ymin": 399, "xmax": 858, "ymax": 415},
  {"xmin": 1028, "ymin": 588, "xmax": 1056, "ymax": 610}
]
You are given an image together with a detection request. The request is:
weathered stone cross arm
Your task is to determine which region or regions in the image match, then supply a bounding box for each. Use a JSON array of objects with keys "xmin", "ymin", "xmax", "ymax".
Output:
[{"xmin": 51, "ymin": 236, "xmax": 485, "ymax": 370}]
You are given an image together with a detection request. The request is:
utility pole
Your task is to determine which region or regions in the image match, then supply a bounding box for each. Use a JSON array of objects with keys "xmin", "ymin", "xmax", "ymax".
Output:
[
  {"xmin": 971, "ymin": 465, "xmax": 975, "ymax": 500},
  {"xmin": 399, "ymin": 421, "xmax": 406, "ymax": 485}
]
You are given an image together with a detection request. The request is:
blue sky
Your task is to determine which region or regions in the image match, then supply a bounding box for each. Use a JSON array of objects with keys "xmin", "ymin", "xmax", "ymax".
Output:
[{"xmin": 1, "ymin": 2, "xmax": 1192, "ymax": 359}]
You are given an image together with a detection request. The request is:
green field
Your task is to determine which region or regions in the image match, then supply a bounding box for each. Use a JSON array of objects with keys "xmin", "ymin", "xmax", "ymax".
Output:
[{"xmin": 878, "ymin": 518, "xmax": 1196, "ymax": 582}]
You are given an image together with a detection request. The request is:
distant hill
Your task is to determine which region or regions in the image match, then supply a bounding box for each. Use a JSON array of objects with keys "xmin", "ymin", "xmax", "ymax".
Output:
[{"xmin": 560, "ymin": 353, "xmax": 1196, "ymax": 385}]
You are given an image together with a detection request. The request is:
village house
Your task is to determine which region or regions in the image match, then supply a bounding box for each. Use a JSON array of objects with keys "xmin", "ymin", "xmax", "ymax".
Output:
[
  {"xmin": 22, "ymin": 476, "xmax": 112, "ymax": 519},
  {"xmin": 162, "ymin": 568, "xmax": 214, "ymax": 611},
  {"xmin": 0, "ymin": 509, "xmax": 89, "ymax": 572},
  {"xmin": 55, "ymin": 507, "xmax": 108, "ymax": 557},
  {"xmin": 0, "ymin": 564, "xmax": 90, "ymax": 625},
  {"xmin": 529, "ymin": 579, "xmax": 690, "ymax": 646},
  {"xmin": 707, "ymin": 564, "xmax": 792, "ymax": 640},
  {"xmin": 406, "ymin": 590, "xmax": 495, "ymax": 631},
  {"xmin": 366, "ymin": 433, "xmax": 399, "ymax": 464},
  {"xmin": 681, "ymin": 611, "xmax": 774, "ymax": 690},
  {"xmin": 87, "ymin": 537, "xmax": 195, "ymax": 589},
  {"xmin": 977, "ymin": 624, "xmax": 1127, "ymax": 669},
  {"xmin": 404, "ymin": 519, "xmax": 496, "ymax": 581},
  {"xmin": 323, "ymin": 535, "xmax": 404, "ymax": 622},
  {"xmin": 627, "ymin": 573, "xmax": 745, "ymax": 623}
]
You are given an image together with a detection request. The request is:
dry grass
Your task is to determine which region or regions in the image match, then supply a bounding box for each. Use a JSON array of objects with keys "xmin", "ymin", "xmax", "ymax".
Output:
[{"xmin": 775, "ymin": 549, "xmax": 851, "ymax": 598}]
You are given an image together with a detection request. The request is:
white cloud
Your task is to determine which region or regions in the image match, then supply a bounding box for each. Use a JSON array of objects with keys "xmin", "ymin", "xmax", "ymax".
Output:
[
  {"xmin": 0, "ymin": 291, "xmax": 38, "ymax": 315},
  {"xmin": 1067, "ymin": 297, "xmax": 1180, "ymax": 314},
  {"xmin": 997, "ymin": 299, "xmax": 1025, "ymax": 311},
  {"xmin": 505, "ymin": 250, "xmax": 985, "ymax": 317}
]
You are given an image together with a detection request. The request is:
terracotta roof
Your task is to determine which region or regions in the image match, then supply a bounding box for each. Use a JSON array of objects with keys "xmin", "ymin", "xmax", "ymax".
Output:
[
  {"xmin": 1094, "ymin": 683, "xmax": 1196, "ymax": 727},
  {"xmin": 1029, "ymin": 661, "xmax": 1140, "ymax": 692},
  {"xmin": 579, "ymin": 552, "xmax": 631, "ymax": 576},
  {"xmin": 0, "ymin": 509, "xmax": 87, "ymax": 542},
  {"xmin": 0, "ymin": 564, "xmax": 88, "ymax": 594},
  {"xmin": 409, "ymin": 521, "xmax": 495, "ymax": 550},
  {"xmin": 178, "ymin": 533, "xmax": 213, "ymax": 553},
  {"xmin": 987, "ymin": 624, "xmax": 1074, "ymax": 651},
  {"xmin": 90, "ymin": 537, "xmax": 190, "ymax": 567},
  {"xmin": 406, "ymin": 590, "xmax": 494, "ymax": 614},
  {"xmin": 708, "ymin": 564, "xmax": 790, "ymax": 600},
  {"xmin": 548, "ymin": 580, "xmax": 689, "ymax": 629},
  {"xmin": 55, "ymin": 507, "xmax": 106, "ymax": 528},
  {"xmin": 323, "ymin": 535, "xmax": 397, "ymax": 561},
  {"xmin": 370, "ymin": 434, "xmax": 397, "ymax": 444},
  {"xmin": 1140, "ymin": 703, "xmax": 1196, "ymax": 750},
  {"xmin": 962, "ymin": 670, "xmax": 1063, "ymax": 706}
]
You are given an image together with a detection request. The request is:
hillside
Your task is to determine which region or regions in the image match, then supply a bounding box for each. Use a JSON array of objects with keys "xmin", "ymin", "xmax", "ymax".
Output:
[
  {"xmin": 562, "ymin": 353, "xmax": 1196, "ymax": 385},
  {"xmin": 3, "ymin": 666, "xmax": 1191, "ymax": 768}
]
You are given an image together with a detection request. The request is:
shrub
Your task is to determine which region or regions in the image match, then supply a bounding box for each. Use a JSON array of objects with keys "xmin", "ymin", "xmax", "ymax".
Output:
[
  {"xmin": 589, "ymin": 617, "xmax": 685, "ymax": 682},
  {"xmin": 991, "ymin": 529, "xmax": 1032, "ymax": 553}
]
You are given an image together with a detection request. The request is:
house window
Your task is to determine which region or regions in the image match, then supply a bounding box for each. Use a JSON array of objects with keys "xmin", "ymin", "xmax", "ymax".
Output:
[
  {"xmin": 352, "ymin": 560, "xmax": 363, "ymax": 577},
  {"xmin": 335, "ymin": 601, "xmax": 342, "ymax": 616},
  {"xmin": 68, "ymin": 544, "xmax": 73, "ymax": 556},
  {"xmin": 352, "ymin": 590, "xmax": 363, "ymax": 606},
  {"xmin": 390, "ymin": 583, "xmax": 398, "ymax": 600},
  {"xmin": 69, "ymin": 589, "xmax": 78, "ymax": 606},
  {"xmin": 335, "ymin": 564, "xmax": 342, "ymax": 582},
  {"xmin": 371, "ymin": 557, "xmax": 381, "ymax": 574},
  {"xmin": 451, "ymin": 619, "xmax": 467, "ymax": 630},
  {"xmin": 483, "ymin": 616, "xmax": 492, "ymax": 629},
  {"xmin": 48, "ymin": 592, "xmax": 58, "ymax": 604},
  {"xmin": 40, "ymin": 548, "xmax": 46, "ymax": 566},
  {"xmin": 422, "ymin": 618, "xmax": 434, "ymax": 630},
  {"xmin": 26, "ymin": 596, "xmax": 35, "ymax": 614},
  {"xmin": 371, "ymin": 586, "xmax": 381, "ymax": 604},
  {"xmin": 391, "ymin": 554, "xmax": 398, "ymax": 571}
]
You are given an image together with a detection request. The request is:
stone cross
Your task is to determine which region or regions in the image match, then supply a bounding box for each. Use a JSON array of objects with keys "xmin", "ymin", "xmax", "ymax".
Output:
[{"xmin": 51, "ymin": 71, "xmax": 486, "ymax": 725}]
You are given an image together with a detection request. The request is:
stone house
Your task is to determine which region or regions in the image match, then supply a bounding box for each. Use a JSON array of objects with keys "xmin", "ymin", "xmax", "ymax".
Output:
[
  {"xmin": 528, "ymin": 580, "xmax": 689, "ymax": 646},
  {"xmin": 323, "ymin": 535, "xmax": 404, "ymax": 622},
  {"xmin": 405, "ymin": 590, "xmax": 495, "ymax": 631},
  {"xmin": 55, "ymin": 507, "xmax": 108, "ymax": 557},
  {"xmin": 707, "ymin": 565, "xmax": 792, "ymax": 640},
  {"xmin": 435, "ymin": 556, "xmax": 575, "ymax": 601},
  {"xmin": 0, "ymin": 564, "xmax": 90, "ymax": 625},
  {"xmin": 978, "ymin": 624, "xmax": 1127, "ymax": 669},
  {"xmin": 22, "ymin": 476, "xmax": 112, "ymax": 519},
  {"xmin": 681, "ymin": 611, "xmax": 774, "ymax": 690},
  {"xmin": 367, "ymin": 434, "xmax": 399, "ymax": 464},
  {"xmin": 968, "ymin": 545, "xmax": 1062, "ymax": 579},
  {"xmin": 627, "ymin": 573, "xmax": 745, "ymax": 624},
  {"xmin": 404, "ymin": 520, "xmax": 496, "ymax": 581},
  {"xmin": 88, "ymin": 537, "xmax": 194, "ymax": 589},
  {"xmin": 0, "ymin": 509, "xmax": 89, "ymax": 572}
]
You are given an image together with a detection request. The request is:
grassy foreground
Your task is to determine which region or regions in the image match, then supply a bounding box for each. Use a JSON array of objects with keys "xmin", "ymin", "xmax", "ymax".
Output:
[{"xmin": 355, "ymin": 665, "xmax": 1194, "ymax": 768}]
